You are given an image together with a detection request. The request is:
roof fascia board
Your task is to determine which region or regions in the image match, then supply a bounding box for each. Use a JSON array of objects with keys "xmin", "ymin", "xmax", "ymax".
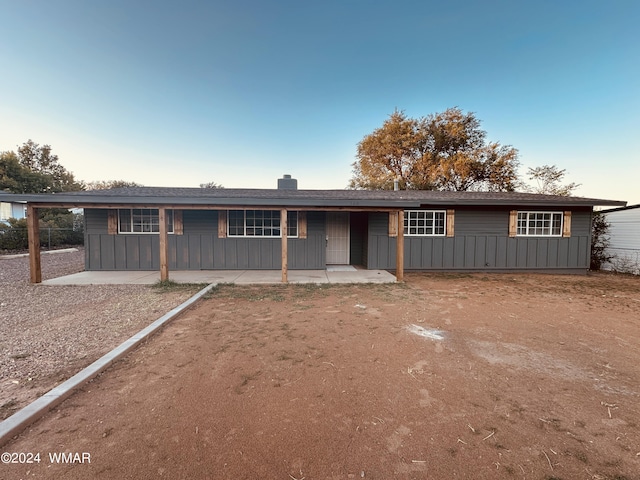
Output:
[
  {"xmin": 28, "ymin": 199, "xmax": 626, "ymax": 209},
  {"xmin": 29, "ymin": 202, "xmax": 408, "ymax": 212},
  {"xmin": 25, "ymin": 197, "xmax": 419, "ymax": 208},
  {"xmin": 433, "ymin": 199, "xmax": 626, "ymax": 207},
  {"xmin": 599, "ymin": 203, "xmax": 640, "ymax": 214},
  {"xmin": 2, "ymin": 193, "xmax": 627, "ymax": 209}
]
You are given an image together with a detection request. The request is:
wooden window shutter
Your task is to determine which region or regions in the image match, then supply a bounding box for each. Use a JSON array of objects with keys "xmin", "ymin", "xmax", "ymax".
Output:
[
  {"xmin": 508, "ymin": 210, "xmax": 517, "ymax": 238},
  {"xmin": 388, "ymin": 211, "xmax": 398, "ymax": 237},
  {"xmin": 174, "ymin": 210, "xmax": 183, "ymax": 235},
  {"xmin": 108, "ymin": 210, "xmax": 118, "ymax": 235},
  {"xmin": 298, "ymin": 211, "xmax": 307, "ymax": 239},
  {"xmin": 446, "ymin": 209, "xmax": 455, "ymax": 237},
  {"xmin": 562, "ymin": 211, "xmax": 572, "ymax": 237},
  {"xmin": 218, "ymin": 210, "xmax": 227, "ymax": 238}
]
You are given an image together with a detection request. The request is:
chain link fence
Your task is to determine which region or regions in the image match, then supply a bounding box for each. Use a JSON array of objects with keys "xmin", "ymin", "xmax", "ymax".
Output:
[{"xmin": 0, "ymin": 226, "xmax": 84, "ymax": 251}]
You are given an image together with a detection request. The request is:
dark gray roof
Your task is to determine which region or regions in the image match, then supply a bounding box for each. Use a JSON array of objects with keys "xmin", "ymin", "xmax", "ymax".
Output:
[{"xmin": 0, "ymin": 187, "xmax": 627, "ymax": 208}]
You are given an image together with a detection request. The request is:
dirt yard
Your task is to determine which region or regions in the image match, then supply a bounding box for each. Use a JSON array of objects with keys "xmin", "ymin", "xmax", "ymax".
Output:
[
  {"xmin": 0, "ymin": 249, "xmax": 203, "ymax": 421},
  {"xmin": 2, "ymin": 272, "xmax": 640, "ymax": 479}
]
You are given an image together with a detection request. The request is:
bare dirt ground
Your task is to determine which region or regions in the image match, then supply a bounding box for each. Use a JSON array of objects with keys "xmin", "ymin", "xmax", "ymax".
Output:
[
  {"xmin": 0, "ymin": 249, "xmax": 202, "ymax": 421},
  {"xmin": 2, "ymin": 272, "xmax": 640, "ymax": 480}
]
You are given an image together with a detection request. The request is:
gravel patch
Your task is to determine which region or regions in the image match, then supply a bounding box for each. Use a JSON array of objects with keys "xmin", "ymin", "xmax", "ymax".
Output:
[{"xmin": 0, "ymin": 248, "xmax": 204, "ymax": 419}]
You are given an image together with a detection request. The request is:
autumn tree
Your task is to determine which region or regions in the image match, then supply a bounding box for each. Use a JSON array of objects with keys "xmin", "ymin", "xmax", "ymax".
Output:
[
  {"xmin": 525, "ymin": 165, "xmax": 579, "ymax": 196},
  {"xmin": 349, "ymin": 108, "xmax": 520, "ymax": 191},
  {"xmin": 349, "ymin": 110, "xmax": 423, "ymax": 190}
]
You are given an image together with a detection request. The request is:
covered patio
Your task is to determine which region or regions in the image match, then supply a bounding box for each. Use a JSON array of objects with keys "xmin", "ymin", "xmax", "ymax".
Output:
[
  {"xmin": 15, "ymin": 183, "xmax": 410, "ymax": 285},
  {"xmin": 41, "ymin": 266, "xmax": 397, "ymax": 285}
]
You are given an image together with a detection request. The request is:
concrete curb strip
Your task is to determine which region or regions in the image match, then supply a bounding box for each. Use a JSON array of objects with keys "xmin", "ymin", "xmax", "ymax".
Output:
[
  {"xmin": 0, "ymin": 248, "xmax": 79, "ymax": 260},
  {"xmin": 0, "ymin": 283, "xmax": 216, "ymax": 447}
]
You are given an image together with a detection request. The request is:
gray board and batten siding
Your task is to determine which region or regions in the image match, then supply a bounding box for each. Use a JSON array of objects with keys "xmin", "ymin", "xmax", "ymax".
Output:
[
  {"xmin": 85, "ymin": 206, "xmax": 593, "ymax": 273},
  {"xmin": 368, "ymin": 206, "xmax": 593, "ymax": 272},
  {"xmin": 84, "ymin": 209, "xmax": 326, "ymax": 271}
]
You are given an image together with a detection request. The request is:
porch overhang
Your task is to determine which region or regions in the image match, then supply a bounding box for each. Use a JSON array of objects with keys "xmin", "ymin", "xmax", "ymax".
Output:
[{"xmin": 15, "ymin": 201, "xmax": 407, "ymax": 285}]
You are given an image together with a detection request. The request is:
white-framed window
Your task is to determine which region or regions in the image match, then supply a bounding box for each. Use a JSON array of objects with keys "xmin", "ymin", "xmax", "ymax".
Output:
[
  {"xmin": 227, "ymin": 210, "xmax": 298, "ymax": 237},
  {"xmin": 118, "ymin": 209, "xmax": 174, "ymax": 234},
  {"xmin": 404, "ymin": 210, "xmax": 446, "ymax": 236},
  {"xmin": 516, "ymin": 211, "xmax": 562, "ymax": 236},
  {"xmin": 0, "ymin": 202, "xmax": 11, "ymax": 221}
]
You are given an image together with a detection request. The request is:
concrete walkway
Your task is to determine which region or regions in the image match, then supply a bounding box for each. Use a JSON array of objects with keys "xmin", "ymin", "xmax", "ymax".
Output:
[{"xmin": 42, "ymin": 268, "xmax": 397, "ymax": 285}]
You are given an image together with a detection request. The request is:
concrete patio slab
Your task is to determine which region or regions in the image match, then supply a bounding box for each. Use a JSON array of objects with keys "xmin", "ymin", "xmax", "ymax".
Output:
[
  {"xmin": 327, "ymin": 268, "xmax": 396, "ymax": 283},
  {"xmin": 41, "ymin": 269, "xmax": 396, "ymax": 285},
  {"xmin": 288, "ymin": 270, "xmax": 331, "ymax": 283},
  {"xmin": 326, "ymin": 265, "xmax": 357, "ymax": 272},
  {"xmin": 233, "ymin": 270, "xmax": 288, "ymax": 284},
  {"xmin": 42, "ymin": 271, "xmax": 160, "ymax": 285},
  {"xmin": 168, "ymin": 270, "xmax": 245, "ymax": 284}
]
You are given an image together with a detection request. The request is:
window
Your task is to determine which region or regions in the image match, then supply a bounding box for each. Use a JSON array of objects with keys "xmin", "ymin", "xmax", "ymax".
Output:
[
  {"xmin": 227, "ymin": 210, "xmax": 298, "ymax": 237},
  {"xmin": 404, "ymin": 210, "xmax": 446, "ymax": 236},
  {"xmin": 516, "ymin": 211, "xmax": 562, "ymax": 236},
  {"xmin": 118, "ymin": 209, "xmax": 174, "ymax": 234}
]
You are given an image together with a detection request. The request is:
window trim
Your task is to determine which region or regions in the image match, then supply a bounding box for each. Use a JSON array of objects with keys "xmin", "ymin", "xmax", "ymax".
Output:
[
  {"xmin": 403, "ymin": 210, "xmax": 447, "ymax": 237},
  {"xmin": 117, "ymin": 208, "xmax": 174, "ymax": 235},
  {"xmin": 516, "ymin": 211, "xmax": 563, "ymax": 237},
  {"xmin": 226, "ymin": 210, "xmax": 298, "ymax": 238}
]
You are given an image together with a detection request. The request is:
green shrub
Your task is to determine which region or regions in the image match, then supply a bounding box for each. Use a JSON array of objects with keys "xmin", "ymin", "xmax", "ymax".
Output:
[
  {"xmin": 590, "ymin": 211, "xmax": 612, "ymax": 270},
  {"xmin": 0, "ymin": 218, "xmax": 29, "ymax": 250},
  {"xmin": 0, "ymin": 211, "xmax": 84, "ymax": 252}
]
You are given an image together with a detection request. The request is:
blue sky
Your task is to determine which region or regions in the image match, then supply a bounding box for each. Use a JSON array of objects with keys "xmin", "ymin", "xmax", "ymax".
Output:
[{"xmin": 1, "ymin": 1, "xmax": 638, "ymax": 204}]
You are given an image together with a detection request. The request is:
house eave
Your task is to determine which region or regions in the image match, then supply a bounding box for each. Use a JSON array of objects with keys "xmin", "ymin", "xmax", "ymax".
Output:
[
  {"xmin": 599, "ymin": 203, "xmax": 640, "ymax": 214},
  {"xmin": 0, "ymin": 191, "xmax": 627, "ymax": 210}
]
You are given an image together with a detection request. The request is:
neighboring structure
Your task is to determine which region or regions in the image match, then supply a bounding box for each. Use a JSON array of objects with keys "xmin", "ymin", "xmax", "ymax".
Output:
[
  {"xmin": 601, "ymin": 204, "xmax": 640, "ymax": 275},
  {"xmin": 0, "ymin": 176, "xmax": 626, "ymax": 283},
  {"xmin": 0, "ymin": 199, "xmax": 27, "ymax": 224}
]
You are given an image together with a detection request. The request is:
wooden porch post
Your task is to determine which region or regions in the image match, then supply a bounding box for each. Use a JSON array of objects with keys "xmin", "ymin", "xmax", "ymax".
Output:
[
  {"xmin": 27, "ymin": 204, "xmax": 42, "ymax": 284},
  {"xmin": 396, "ymin": 209, "xmax": 404, "ymax": 282},
  {"xmin": 159, "ymin": 207, "xmax": 169, "ymax": 282},
  {"xmin": 281, "ymin": 208, "xmax": 288, "ymax": 283}
]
